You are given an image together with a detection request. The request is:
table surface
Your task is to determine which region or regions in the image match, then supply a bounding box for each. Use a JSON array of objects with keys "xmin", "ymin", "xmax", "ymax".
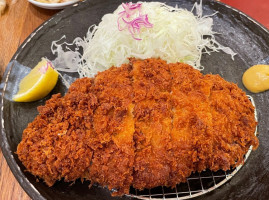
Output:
[{"xmin": 0, "ymin": 0, "xmax": 268, "ymax": 199}]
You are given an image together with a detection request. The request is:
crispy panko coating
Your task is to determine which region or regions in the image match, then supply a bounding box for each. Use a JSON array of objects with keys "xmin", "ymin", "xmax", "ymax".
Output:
[
  {"xmin": 89, "ymin": 64, "xmax": 134, "ymax": 195},
  {"xmin": 131, "ymin": 58, "xmax": 173, "ymax": 189},
  {"xmin": 169, "ymin": 63, "xmax": 211, "ymax": 184},
  {"xmin": 17, "ymin": 78, "xmax": 97, "ymax": 186},
  {"xmin": 205, "ymin": 74, "xmax": 259, "ymax": 170},
  {"xmin": 17, "ymin": 58, "xmax": 258, "ymax": 196}
]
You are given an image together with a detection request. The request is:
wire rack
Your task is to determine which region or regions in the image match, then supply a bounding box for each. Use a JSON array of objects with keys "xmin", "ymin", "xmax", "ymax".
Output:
[{"xmin": 129, "ymin": 95, "xmax": 257, "ymax": 200}]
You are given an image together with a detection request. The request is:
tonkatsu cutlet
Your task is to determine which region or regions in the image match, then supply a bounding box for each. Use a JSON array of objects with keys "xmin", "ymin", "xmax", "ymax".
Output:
[
  {"xmin": 17, "ymin": 78, "xmax": 97, "ymax": 186},
  {"xmin": 89, "ymin": 64, "xmax": 134, "ymax": 195},
  {"xmin": 17, "ymin": 58, "xmax": 259, "ymax": 196},
  {"xmin": 131, "ymin": 58, "xmax": 173, "ymax": 189}
]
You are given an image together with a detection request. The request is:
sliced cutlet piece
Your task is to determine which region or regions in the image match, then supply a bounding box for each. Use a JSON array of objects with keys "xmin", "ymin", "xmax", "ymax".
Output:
[
  {"xmin": 205, "ymin": 74, "xmax": 258, "ymax": 171},
  {"xmin": 131, "ymin": 58, "xmax": 173, "ymax": 189},
  {"xmin": 90, "ymin": 64, "xmax": 134, "ymax": 195},
  {"xmin": 169, "ymin": 63, "xmax": 214, "ymax": 184},
  {"xmin": 17, "ymin": 78, "xmax": 97, "ymax": 186}
]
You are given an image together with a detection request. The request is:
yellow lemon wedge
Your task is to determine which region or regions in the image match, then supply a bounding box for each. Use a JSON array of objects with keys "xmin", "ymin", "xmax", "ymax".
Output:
[{"xmin": 13, "ymin": 58, "xmax": 59, "ymax": 102}]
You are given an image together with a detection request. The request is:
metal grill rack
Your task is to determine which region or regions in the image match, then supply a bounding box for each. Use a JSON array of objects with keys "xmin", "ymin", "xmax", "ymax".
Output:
[{"xmin": 129, "ymin": 95, "xmax": 257, "ymax": 200}]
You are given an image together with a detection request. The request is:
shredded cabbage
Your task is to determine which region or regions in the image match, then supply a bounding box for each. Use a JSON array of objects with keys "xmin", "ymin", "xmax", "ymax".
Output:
[{"xmin": 51, "ymin": 1, "xmax": 236, "ymax": 78}]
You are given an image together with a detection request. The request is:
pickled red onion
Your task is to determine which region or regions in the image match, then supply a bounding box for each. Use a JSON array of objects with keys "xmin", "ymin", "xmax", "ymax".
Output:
[
  {"xmin": 118, "ymin": 2, "xmax": 153, "ymax": 40},
  {"xmin": 121, "ymin": 2, "xmax": 142, "ymax": 18}
]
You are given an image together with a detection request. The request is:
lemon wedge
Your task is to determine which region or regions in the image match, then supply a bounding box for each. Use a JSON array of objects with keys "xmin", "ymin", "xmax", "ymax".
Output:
[{"xmin": 13, "ymin": 58, "xmax": 59, "ymax": 102}]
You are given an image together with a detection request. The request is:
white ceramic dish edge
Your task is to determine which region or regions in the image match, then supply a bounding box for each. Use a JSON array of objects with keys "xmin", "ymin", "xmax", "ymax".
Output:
[{"xmin": 28, "ymin": 0, "xmax": 79, "ymax": 10}]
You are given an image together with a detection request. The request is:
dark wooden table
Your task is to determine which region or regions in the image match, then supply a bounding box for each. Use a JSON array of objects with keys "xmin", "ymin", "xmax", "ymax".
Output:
[{"xmin": 0, "ymin": 0, "xmax": 268, "ymax": 199}]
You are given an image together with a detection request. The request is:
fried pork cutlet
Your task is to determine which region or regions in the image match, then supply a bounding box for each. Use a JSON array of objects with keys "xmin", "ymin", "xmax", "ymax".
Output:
[
  {"xmin": 17, "ymin": 78, "xmax": 97, "ymax": 186},
  {"xmin": 89, "ymin": 64, "xmax": 134, "ymax": 195},
  {"xmin": 17, "ymin": 58, "xmax": 259, "ymax": 196},
  {"xmin": 169, "ymin": 63, "xmax": 212, "ymax": 184},
  {"xmin": 205, "ymin": 74, "xmax": 259, "ymax": 170},
  {"xmin": 131, "ymin": 58, "xmax": 173, "ymax": 189}
]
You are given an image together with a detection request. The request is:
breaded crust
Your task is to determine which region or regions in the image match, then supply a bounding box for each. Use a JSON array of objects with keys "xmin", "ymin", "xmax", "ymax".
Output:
[{"xmin": 17, "ymin": 58, "xmax": 258, "ymax": 196}]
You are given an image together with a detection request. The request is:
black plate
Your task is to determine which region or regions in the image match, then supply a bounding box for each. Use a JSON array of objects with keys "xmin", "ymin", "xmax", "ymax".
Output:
[{"xmin": 1, "ymin": 0, "xmax": 269, "ymax": 199}]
